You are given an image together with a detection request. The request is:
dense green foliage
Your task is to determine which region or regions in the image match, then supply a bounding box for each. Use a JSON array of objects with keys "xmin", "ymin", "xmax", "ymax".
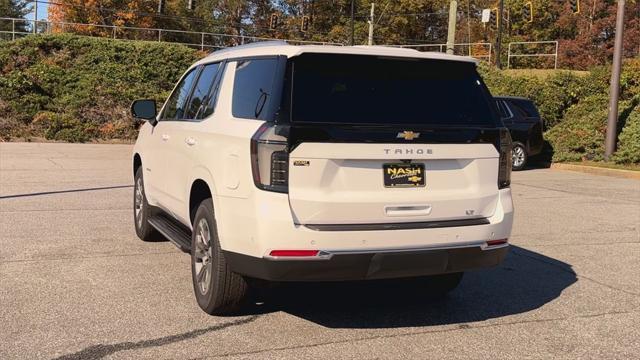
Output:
[
  {"xmin": 0, "ymin": 34, "xmax": 201, "ymax": 141},
  {"xmin": 47, "ymin": 0, "xmax": 640, "ymax": 70},
  {"xmin": 0, "ymin": 34, "xmax": 638, "ymax": 164},
  {"xmin": 481, "ymin": 59, "xmax": 640, "ymax": 164}
]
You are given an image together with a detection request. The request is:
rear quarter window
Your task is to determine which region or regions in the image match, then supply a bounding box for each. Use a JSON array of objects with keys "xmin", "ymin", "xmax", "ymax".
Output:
[
  {"xmin": 231, "ymin": 58, "xmax": 279, "ymax": 120},
  {"xmin": 512, "ymin": 100, "xmax": 540, "ymax": 118}
]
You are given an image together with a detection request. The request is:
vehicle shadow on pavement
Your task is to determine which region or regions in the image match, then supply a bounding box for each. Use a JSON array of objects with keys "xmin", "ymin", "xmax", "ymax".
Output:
[{"xmin": 256, "ymin": 245, "xmax": 576, "ymax": 328}]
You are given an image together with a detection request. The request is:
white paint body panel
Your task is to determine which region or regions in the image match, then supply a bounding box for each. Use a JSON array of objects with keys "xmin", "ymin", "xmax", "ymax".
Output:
[
  {"xmin": 133, "ymin": 43, "xmax": 513, "ymax": 261},
  {"xmin": 288, "ymin": 143, "xmax": 500, "ymax": 224}
]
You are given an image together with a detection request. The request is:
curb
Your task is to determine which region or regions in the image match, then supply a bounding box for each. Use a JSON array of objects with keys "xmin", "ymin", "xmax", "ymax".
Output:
[{"xmin": 550, "ymin": 163, "xmax": 640, "ymax": 180}]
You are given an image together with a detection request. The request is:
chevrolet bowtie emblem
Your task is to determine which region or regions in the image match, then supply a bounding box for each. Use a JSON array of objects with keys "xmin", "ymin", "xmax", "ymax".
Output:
[{"xmin": 397, "ymin": 131, "xmax": 420, "ymax": 140}]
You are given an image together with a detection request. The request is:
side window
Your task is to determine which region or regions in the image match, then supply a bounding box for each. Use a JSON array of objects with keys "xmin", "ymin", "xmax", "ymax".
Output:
[
  {"xmin": 508, "ymin": 102, "xmax": 528, "ymax": 119},
  {"xmin": 162, "ymin": 68, "xmax": 199, "ymax": 120},
  {"xmin": 495, "ymin": 100, "xmax": 511, "ymax": 119},
  {"xmin": 513, "ymin": 100, "xmax": 539, "ymax": 118},
  {"xmin": 232, "ymin": 58, "xmax": 278, "ymax": 120},
  {"xmin": 198, "ymin": 63, "xmax": 227, "ymax": 120},
  {"xmin": 185, "ymin": 63, "xmax": 221, "ymax": 120}
]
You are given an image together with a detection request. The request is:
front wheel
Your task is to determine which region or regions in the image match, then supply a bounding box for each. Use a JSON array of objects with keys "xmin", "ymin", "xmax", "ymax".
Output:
[
  {"xmin": 511, "ymin": 143, "xmax": 528, "ymax": 171},
  {"xmin": 191, "ymin": 198, "xmax": 249, "ymax": 315},
  {"xmin": 133, "ymin": 167, "xmax": 159, "ymax": 241}
]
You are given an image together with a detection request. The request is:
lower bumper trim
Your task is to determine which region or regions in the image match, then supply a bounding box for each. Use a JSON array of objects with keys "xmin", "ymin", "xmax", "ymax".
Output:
[{"xmin": 224, "ymin": 245, "xmax": 508, "ymax": 282}]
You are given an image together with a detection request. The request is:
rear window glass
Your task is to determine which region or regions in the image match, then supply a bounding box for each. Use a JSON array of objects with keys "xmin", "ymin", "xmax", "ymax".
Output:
[
  {"xmin": 511, "ymin": 99, "xmax": 540, "ymax": 118},
  {"xmin": 289, "ymin": 54, "xmax": 498, "ymax": 127},
  {"xmin": 232, "ymin": 58, "xmax": 278, "ymax": 120}
]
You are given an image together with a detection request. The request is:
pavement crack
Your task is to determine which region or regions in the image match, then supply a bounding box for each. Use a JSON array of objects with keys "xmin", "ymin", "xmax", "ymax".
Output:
[
  {"xmin": 201, "ymin": 310, "xmax": 637, "ymax": 359},
  {"xmin": 0, "ymin": 208, "xmax": 131, "ymax": 213},
  {"xmin": 52, "ymin": 316, "xmax": 260, "ymax": 360},
  {"xmin": 46, "ymin": 158, "xmax": 64, "ymax": 169},
  {"xmin": 0, "ymin": 185, "xmax": 133, "ymax": 199}
]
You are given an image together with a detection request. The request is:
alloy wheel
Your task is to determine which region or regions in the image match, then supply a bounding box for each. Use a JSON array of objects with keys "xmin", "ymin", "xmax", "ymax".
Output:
[
  {"xmin": 134, "ymin": 177, "xmax": 144, "ymax": 229},
  {"xmin": 194, "ymin": 218, "xmax": 213, "ymax": 295},
  {"xmin": 512, "ymin": 146, "xmax": 526, "ymax": 168}
]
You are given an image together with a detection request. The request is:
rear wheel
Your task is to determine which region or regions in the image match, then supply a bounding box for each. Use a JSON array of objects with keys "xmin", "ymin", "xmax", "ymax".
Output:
[
  {"xmin": 511, "ymin": 142, "xmax": 528, "ymax": 171},
  {"xmin": 133, "ymin": 167, "xmax": 159, "ymax": 241},
  {"xmin": 191, "ymin": 198, "xmax": 249, "ymax": 315}
]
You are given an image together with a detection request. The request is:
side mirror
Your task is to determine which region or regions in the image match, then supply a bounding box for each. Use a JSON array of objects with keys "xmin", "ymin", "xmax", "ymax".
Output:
[{"xmin": 131, "ymin": 99, "xmax": 158, "ymax": 125}]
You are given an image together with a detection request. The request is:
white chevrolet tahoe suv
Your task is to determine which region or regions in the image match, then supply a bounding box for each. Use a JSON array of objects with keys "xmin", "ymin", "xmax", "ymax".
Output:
[{"xmin": 130, "ymin": 42, "xmax": 514, "ymax": 315}]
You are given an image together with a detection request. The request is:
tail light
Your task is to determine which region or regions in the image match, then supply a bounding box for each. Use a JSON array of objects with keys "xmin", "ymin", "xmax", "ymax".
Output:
[
  {"xmin": 486, "ymin": 239, "xmax": 508, "ymax": 247},
  {"xmin": 498, "ymin": 128, "xmax": 512, "ymax": 189},
  {"xmin": 250, "ymin": 123, "xmax": 289, "ymax": 193}
]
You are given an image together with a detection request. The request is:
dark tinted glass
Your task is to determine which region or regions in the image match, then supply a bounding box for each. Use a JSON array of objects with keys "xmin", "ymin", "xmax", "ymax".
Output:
[
  {"xmin": 199, "ymin": 63, "xmax": 227, "ymax": 120},
  {"xmin": 290, "ymin": 54, "xmax": 498, "ymax": 127},
  {"xmin": 512, "ymin": 99, "xmax": 540, "ymax": 118},
  {"xmin": 185, "ymin": 63, "xmax": 220, "ymax": 119},
  {"xmin": 496, "ymin": 100, "xmax": 510, "ymax": 118},
  {"xmin": 232, "ymin": 58, "xmax": 278, "ymax": 120},
  {"xmin": 163, "ymin": 68, "xmax": 198, "ymax": 120}
]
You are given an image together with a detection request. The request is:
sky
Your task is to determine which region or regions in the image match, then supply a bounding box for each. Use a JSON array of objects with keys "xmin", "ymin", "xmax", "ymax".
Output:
[{"xmin": 24, "ymin": 1, "xmax": 49, "ymax": 21}]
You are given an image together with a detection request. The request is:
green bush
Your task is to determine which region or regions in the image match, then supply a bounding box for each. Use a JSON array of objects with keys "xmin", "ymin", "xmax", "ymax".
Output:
[
  {"xmin": 0, "ymin": 35, "xmax": 638, "ymax": 164},
  {"xmin": 613, "ymin": 106, "xmax": 640, "ymax": 164},
  {"xmin": 545, "ymin": 95, "xmax": 639, "ymax": 163},
  {"xmin": 0, "ymin": 34, "xmax": 202, "ymax": 141},
  {"xmin": 481, "ymin": 59, "xmax": 640, "ymax": 164},
  {"xmin": 480, "ymin": 65, "xmax": 586, "ymax": 127}
]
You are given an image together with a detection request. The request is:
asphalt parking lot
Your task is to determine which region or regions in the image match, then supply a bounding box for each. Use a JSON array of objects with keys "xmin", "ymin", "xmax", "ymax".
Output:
[{"xmin": 1, "ymin": 142, "xmax": 639, "ymax": 359}]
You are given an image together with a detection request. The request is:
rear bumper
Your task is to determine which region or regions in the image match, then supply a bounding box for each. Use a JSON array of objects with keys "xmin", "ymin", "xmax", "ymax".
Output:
[{"xmin": 224, "ymin": 244, "xmax": 509, "ymax": 281}]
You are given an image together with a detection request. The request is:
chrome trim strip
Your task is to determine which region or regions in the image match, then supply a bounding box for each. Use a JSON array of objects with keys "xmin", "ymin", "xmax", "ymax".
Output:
[{"xmin": 303, "ymin": 218, "xmax": 490, "ymax": 232}]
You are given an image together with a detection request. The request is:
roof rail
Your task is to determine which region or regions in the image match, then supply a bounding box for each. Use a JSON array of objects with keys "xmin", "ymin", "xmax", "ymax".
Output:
[{"xmin": 209, "ymin": 40, "xmax": 288, "ymax": 56}]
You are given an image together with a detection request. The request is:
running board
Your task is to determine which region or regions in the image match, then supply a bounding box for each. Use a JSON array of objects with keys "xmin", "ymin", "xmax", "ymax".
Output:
[{"xmin": 148, "ymin": 213, "xmax": 192, "ymax": 253}]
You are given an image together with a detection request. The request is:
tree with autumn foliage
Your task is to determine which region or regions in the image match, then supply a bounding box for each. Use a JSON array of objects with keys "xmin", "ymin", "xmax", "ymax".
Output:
[
  {"xmin": 48, "ymin": 0, "xmax": 156, "ymax": 37},
  {"xmin": 0, "ymin": 0, "xmax": 30, "ymax": 33},
  {"xmin": 43, "ymin": 0, "xmax": 639, "ymax": 68}
]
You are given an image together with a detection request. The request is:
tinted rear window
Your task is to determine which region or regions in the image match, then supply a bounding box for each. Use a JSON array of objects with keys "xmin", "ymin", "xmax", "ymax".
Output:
[
  {"xmin": 232, "ymin": 58, "xmax": 279, "ymax": 120},
  {"xmin": 289, "ymin": 54, "xmax": 498, "ymax": 127},
  {"xmin": 511, "ymin": 99, "xmax": 540, "ymax": 118}
]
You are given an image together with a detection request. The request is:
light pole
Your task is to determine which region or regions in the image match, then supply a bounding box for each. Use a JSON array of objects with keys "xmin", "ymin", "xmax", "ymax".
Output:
[
  {"xmin": 604, "ymin": 0, "xmax": 626, "ymax": 160},
  {"xmin": 445, "ymin": 0, "xmax": 458, "ymax": 55},
  {"xmin": 495, "ymin": 0, "xmax": 504, "ymax": 68},
  {"xmin": 350, "ymin": 0, "xmax": 355, "ymax": 46}
]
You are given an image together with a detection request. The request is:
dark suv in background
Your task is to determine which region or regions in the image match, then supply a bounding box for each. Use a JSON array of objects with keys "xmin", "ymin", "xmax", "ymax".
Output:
[{"xmin": 494, "ymin": 96, "xmax": 545, "ymax": 170}]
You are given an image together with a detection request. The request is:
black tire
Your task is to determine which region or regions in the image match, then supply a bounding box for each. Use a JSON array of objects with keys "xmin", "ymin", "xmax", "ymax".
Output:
[
  {"xmin": 511, "ymin": 142, "xmax": 528, "ymax": 171},
  {"xmin": 191, "ymin": 198, "xmax": 249, "ymax": 315},
  {"xmin": 422, "ymin": 272, "xmax": 464, "ymax": 295},
  {"xmin": 133, "ymin": 167, "xmax": 159, "ymax": 241}
]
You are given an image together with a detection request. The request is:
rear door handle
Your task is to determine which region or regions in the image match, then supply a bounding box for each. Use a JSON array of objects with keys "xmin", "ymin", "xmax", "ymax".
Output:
[
  {"xmin": 185, "ymin": 137, "xmax": 197, "ymax": 146},
  {"xmin": 161, "ymin": 134, "xmax": 170, "ymax": 141}
]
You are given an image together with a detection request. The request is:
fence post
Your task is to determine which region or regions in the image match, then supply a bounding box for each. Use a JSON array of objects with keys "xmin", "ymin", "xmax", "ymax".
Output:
[
  {"xmin": 507, "ymin": 43, "xmax": 511, "ymax": 69},
  {"xmin": 554, "ymin": 41, "xmax": 558, "ymax": 69},
  {"xmin": 113, "ymin": 26, "xmax": 116, "ymax": 39},
  {"xmin": 201, "ymin": 32, "xmax": 204, "ymax": 51},
  {"xmin": 158, "ymin": 29, "xmax": 161, "ymax": 42},
  {"xmin": 12, "ymin": 19, "xmax": 15, "ymax": 40}
]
